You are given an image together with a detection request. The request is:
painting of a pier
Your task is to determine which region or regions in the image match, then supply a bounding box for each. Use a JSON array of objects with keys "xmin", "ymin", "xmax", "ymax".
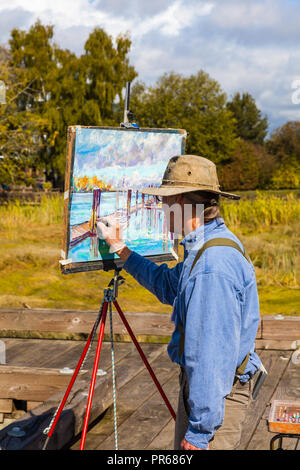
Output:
[{"xmin": 62, "ymin": 126, "xmax": 186, "ymax": 273}]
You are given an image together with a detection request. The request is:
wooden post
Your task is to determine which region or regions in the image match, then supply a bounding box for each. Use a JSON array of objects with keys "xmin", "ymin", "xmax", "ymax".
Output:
[
  {"xmin": 127, "ymin": 189, "xmax": 132, "ymax": 217},
  {"xmin": 90, "ymin": 189, "xmax": 101, "ymax": 235}
]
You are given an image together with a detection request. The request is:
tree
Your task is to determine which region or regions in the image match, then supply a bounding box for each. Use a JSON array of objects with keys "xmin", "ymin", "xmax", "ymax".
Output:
[
  {"xmin": 130, "ymin": 71, "xmax": 238, "ymax": 165},
  {"xmin": 0, "ymin": 46, "xmax": 45, "ymax": 186},
  {"xmin": 267, "ymin": 121, "xmax": 300, "ymax": 189},
  {"xmin": 8, "ymin": 21, "xmax": 65, "ymax": 186},
  {"xmin": 82, "ymin": 28, "xmax": 137, "ymax": 125},
  {"xmin": 227, "ymin": 92, "xmax": 268, "ymax": 144},
  {"xmin": 267, "ymin": 121, "xmax": 300, "ymax": 165},
  {"xmin": 217, "ymin": 139, "xmax": 277, "ymax": 191},
  {"xmin": 7, "ymin": 21, "xmax": 137, "ymax": 188}
]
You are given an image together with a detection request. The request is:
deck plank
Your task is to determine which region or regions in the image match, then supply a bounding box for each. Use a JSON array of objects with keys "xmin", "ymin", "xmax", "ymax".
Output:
[
  {"xmin": 3, "ymin": 339, "xmax": 81, "ymax": 368},
  {"xmin": 243, "ymin": 349, "xmax": 300, "ymax": 450},
  {"xmin": 261, "ymin": 316, "xmax": 300, "ymax": 341},
  {"xmin": 1, "ymin": 338, "xmax": 135, "ymax": 372},
  {"xmin": 71, "ymin": 346, "xmax": 178, "ymax": 450},
  {"xmin": 247, "ymin": 405, "xmax": 300, "ymax": 450},
  {"xmin": 238, "ymin": 350, "xmax": 291, "ymax": 449},
  {"xmin": 95, "ymin": 371, "xmax": 179, "ymax": 450},
  {"xmin": 263, "ymin": 353, "xmax": 300, "ymax": 451},
  {"xmin": 0, "ymin": 365, "xmax": 86, "ymax": 401},
  {"xmin": 145, "ymin": 418, "xmax": 175, "ymax": 450},
  {"xmin": 0, "ymin": 309, "xmax": 174, "ymax": 342}
]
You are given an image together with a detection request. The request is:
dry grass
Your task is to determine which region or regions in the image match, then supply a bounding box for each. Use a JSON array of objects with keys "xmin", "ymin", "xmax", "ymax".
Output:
[{"xmin": 0, "ymin": 192, "xmax": 299, "ymax": 315}]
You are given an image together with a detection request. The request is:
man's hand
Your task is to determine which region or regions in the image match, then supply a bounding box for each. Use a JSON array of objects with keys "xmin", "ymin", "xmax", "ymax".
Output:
[
  {"xmin": 96, "ymin": 215, "xmax": 126, "ymax": 253},
  {"xmin": 180, "ymin": 438, "xmax": 209, "ymax": 450},
  {"xmin": 96, "ymin": 215, "xmax": 132, "ymax": 261}
]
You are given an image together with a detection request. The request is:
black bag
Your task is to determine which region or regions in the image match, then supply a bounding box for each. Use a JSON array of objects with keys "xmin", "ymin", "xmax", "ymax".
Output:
[{"xmin": 0, "ymin": 408, "xmax": 75, "ymax": 450}]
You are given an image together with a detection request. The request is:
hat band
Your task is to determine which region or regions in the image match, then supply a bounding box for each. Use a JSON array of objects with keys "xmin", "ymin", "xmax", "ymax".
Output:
[{"xmin": 162, "ymin": 179, "xmax": 220, "ymax": 190}]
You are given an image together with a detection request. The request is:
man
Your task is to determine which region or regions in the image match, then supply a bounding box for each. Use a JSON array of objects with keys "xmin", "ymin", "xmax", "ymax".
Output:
[{"xmin": 97, "ymin": 155, "xmax": 261, "ymax": 450}]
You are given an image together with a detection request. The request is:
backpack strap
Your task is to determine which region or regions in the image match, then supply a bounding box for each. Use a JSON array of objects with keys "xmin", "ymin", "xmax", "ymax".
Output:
[
  {"xmin": 236, "ymin": 352, "xmax": 250, "ymax": 376},
  {"xmin": 189, "ymin": 237, "xmax": 250, "ymax": 275},
  {"xmin": 179, "ymin": 237, "xmax": 251, "ymax": 376}
]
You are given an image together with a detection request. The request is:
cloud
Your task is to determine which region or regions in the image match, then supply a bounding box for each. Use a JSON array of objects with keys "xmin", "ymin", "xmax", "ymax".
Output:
[
  {"xmin": 0, "ymin": 0, "xmax": 299, "ymax": 133},
  {"xmin": 131, "ymin": 1, "xmax": 214, "ymax": 37},
  {"xmin": 206, "ymin": 0, "xmax": 300, "ymax": 46},
  {"xmin": 0, "ymin": 8, "xmax": 33, "ymax": 45},
  {"xmin": 94, "ymin": 0, "xmax": 174, "ymax": 18},
  {"xmin": 0, "ymin": 0, "xmax": 214, "ymax": 46}
]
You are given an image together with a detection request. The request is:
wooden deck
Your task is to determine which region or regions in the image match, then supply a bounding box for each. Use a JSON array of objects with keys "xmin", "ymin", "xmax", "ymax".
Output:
[{"xmin": 0, "ymin": 308, "xmax": 299, "ymax": 450}]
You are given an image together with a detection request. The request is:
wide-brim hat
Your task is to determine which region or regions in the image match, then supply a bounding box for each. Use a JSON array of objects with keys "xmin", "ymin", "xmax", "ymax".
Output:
[{"xmin": 141, "ymin": 155, "xmax": 240, "ymax": 200}]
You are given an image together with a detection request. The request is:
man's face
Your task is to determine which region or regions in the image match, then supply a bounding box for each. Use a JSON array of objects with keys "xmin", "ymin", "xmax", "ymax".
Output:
[{"xmin": 161, "ymin": 194, "xmax": 183, "ymax": 234}]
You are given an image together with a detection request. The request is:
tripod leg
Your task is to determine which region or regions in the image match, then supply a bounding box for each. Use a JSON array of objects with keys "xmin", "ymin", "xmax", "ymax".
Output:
[
  {"xmin": 80, "ymin": 301, "xmax": 109, "ymax": 450},
  {"xmin": 113, "ymin": 300, "xmax": 176, "ymax": 421},
  {"xmin": 44, "ymin": 303, "xmax": 105, "ymax": 442}
]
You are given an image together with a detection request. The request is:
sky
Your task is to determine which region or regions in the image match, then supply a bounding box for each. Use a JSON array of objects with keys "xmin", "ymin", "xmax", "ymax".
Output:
[{"xmin": 0, "ymin": 0, "xmax": 300, "ymax": 134}]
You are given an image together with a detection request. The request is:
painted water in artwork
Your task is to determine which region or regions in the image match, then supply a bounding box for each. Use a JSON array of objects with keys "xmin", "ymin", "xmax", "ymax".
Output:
[{"xmin": 67, "ymin": 127, "xmax": 185, "ymax": 264}]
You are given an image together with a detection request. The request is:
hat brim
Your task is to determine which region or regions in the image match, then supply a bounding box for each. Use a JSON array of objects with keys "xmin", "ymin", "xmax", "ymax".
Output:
[{"xmin": 141, "ymin": 185, "xmax": 240, "ymax": 200}]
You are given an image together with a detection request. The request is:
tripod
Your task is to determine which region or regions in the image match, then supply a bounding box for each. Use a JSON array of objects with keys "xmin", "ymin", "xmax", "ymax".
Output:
[{"xmin": 43, "ymin": 268, "xmax": 176, "ymax": 450}]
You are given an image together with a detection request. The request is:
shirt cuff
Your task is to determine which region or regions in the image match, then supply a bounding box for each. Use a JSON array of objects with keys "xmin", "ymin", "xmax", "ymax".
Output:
[{"xmin": 185, "ymin": 425, "xmax": 212, "ymax": 450}]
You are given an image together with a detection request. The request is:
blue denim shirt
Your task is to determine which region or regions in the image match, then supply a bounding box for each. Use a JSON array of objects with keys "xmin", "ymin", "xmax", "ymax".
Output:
[{"xmin": 123, "ymin": 217, "xmax": 261, "ymax": 449}]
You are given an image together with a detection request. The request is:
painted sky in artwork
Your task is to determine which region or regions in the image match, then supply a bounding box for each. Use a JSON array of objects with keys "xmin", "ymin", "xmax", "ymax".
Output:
[{"xmin": 72, "ymin": 127, "xmax": 185, "ymax": 190}]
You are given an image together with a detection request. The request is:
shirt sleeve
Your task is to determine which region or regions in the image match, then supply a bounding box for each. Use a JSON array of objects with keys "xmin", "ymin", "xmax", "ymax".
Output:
[
  {"xmin": 183, "ymin": 272, "xmax": 242, "ymax": 449},
  {"xmin": 123, "ymin": 251, "xmax": 183, "ymax": 306}
]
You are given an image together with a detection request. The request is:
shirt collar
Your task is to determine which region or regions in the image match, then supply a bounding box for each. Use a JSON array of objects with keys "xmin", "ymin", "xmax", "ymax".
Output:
[{"xmin": 180, "ymin": 217, "xmax": 225, "ymax": 250}]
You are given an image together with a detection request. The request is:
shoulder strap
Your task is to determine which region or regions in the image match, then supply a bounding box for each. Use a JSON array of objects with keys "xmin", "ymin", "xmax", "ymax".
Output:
[
  {"xmin": 189, "ymin": 237, "xmax": 250, "ymax": 275},
  {"xmin": 236, "ymin": 352, "xmax": 250, "ymax": 376}
]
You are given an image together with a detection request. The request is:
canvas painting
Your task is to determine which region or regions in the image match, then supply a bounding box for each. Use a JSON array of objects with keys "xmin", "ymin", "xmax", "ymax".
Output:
[{"xmin": 61, "ymin": 126, "xmax": 186, "ymax": 273}]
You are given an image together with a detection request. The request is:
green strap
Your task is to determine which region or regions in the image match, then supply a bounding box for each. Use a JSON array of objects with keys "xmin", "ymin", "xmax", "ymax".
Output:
[
  {"xmin": 236, "ymin": 352, "xmax": 250, "ymax": 376},
  {"xmin": 189, "ymin": 237, "xmax": 250, "ymax": 275},
  {"xmin": 179, "ymin": 238, "xmax": 251, "ymax": 375}
]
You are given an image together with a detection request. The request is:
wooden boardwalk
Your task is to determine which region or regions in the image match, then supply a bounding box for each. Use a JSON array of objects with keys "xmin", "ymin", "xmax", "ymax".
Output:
[{"xmin": 0, "ymin": 309, "xmax": 299, "ymax": 450}]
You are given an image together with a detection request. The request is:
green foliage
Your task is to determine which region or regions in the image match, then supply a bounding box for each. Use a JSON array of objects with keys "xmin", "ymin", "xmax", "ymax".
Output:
[
  {"xmin": 83, "ymin": 28, "xmax": 137, "ymax": 124},
  {"xmin": 227, "ymin": 92, "xmax": 269, "ymax": 144},
  {"xmin": 218, "ymin": 139, "xmax": 277, "ymax": 191},
  {"xmin": 267, "ymin": 121, "xmax": 300, "ymax": 165},
  {"xmin": 266, "ymin": 121, "xmax": 300, "ymax": 189},
  {"xmin": 3, "ymin": 21, "xmax": 137, "ymax": 189},
  {"xmin": 130, "ymin": 72, "xmax": 238, "ymax": 165},
  {"xmin": 220, "ymin": 192, "xmax": 300, "ymax": 232},
  {"xmin": 0, "ymin": 46, "xmax": 45, "ymax": 186},
  {"xmin": 270, "ymin": 165, "xmax": 300, "ymax": 189}
]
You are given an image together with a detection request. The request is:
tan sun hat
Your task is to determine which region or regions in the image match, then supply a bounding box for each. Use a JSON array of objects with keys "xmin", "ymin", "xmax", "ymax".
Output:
[{"xmin": 142, "ymin": 155, "xmax": 240, "ymax": 200}]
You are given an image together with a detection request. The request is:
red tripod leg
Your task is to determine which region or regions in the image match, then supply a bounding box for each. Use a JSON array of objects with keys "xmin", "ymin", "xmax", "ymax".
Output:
[
  {"xmin": 45, "ymin": 304, "xmax": 105, "ymax": 440},
  {"xmin": 113, "ymin": 300, "xmax": 176, "ymax": 421},
  {"xmin": 80, "ymin": 302, "xmax": 109, "ymax": 450}
]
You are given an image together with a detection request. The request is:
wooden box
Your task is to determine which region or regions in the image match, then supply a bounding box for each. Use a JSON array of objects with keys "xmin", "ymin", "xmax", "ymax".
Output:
[{"xmin": 268, "ymin": 400, "xmax": 300, "ymax": 434}]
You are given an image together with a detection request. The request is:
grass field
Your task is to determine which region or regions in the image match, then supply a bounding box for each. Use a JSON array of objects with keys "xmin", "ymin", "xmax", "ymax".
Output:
[{"xmin": 0, "ymin": 192, "xmax": 299, "ymax": 316}]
